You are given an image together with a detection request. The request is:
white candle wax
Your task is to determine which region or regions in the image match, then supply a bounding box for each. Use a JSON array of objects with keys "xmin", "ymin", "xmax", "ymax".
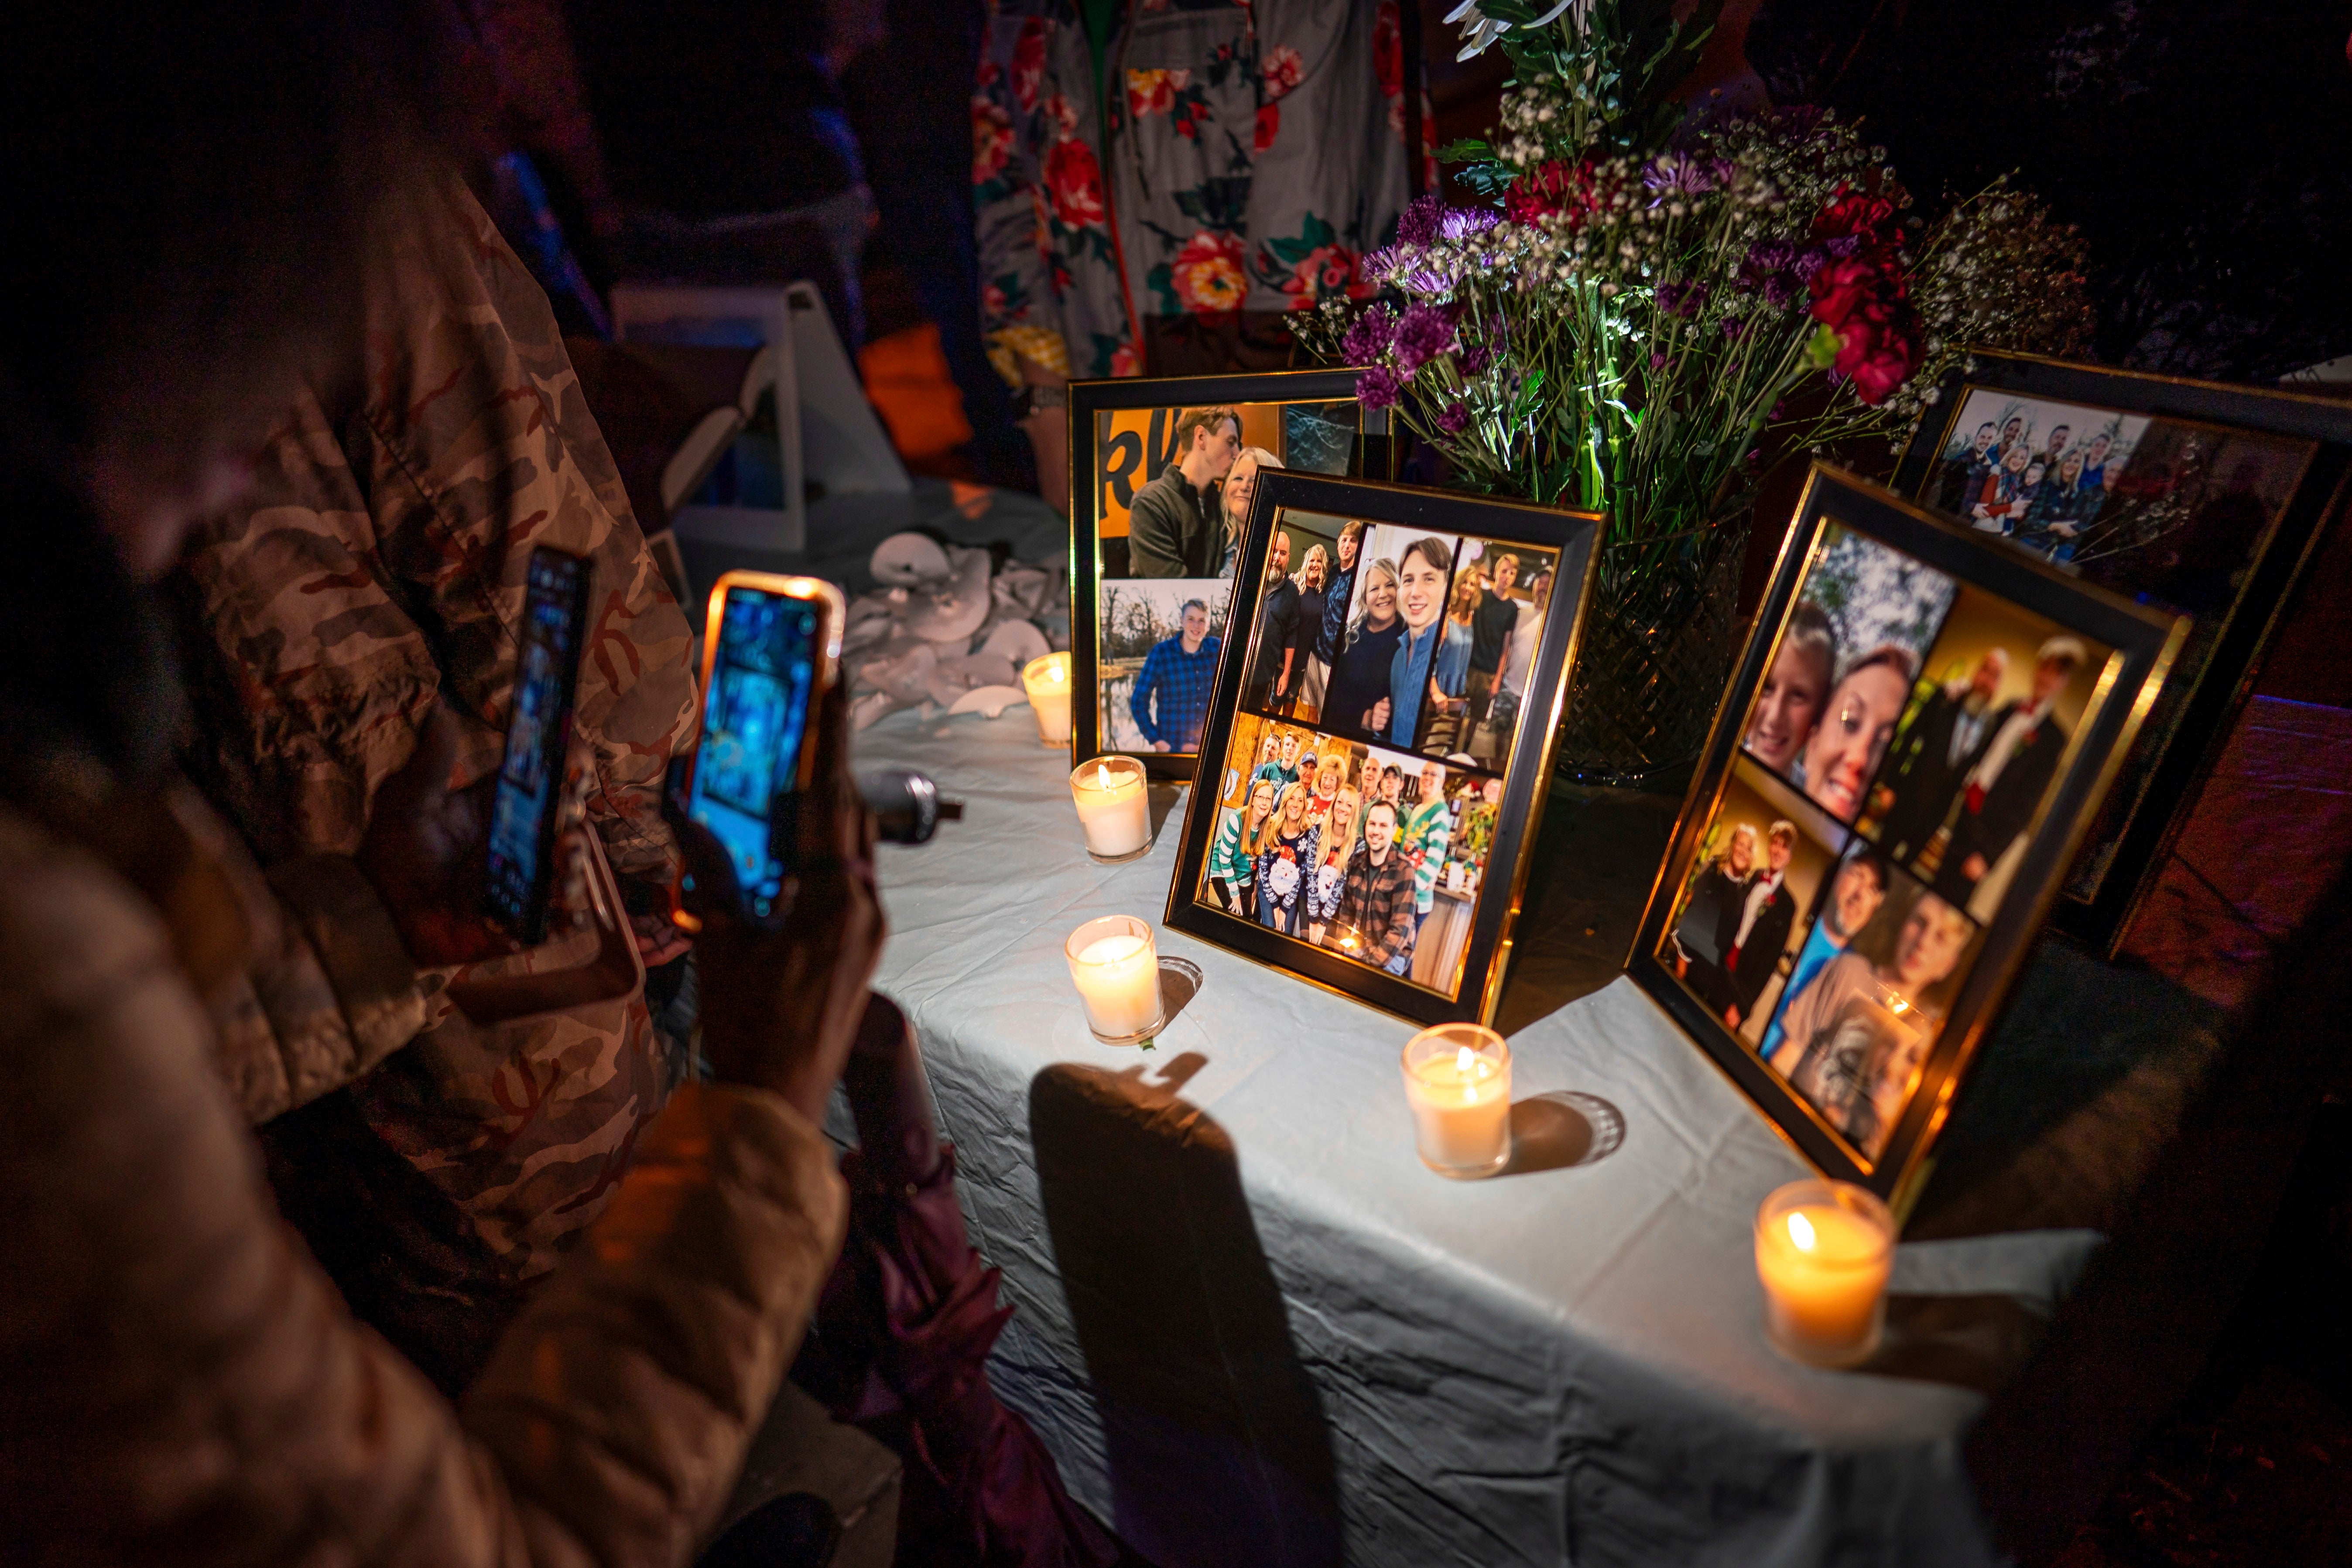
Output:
[
  {"xmin": 1755, "ymin": 1181, "xmax": 1894, "ymax": 1366},
  {"xmin": 1023, "ymin": 652, "xmax": 1073, "ymax": 746},
  {"xmin": 1065, "ymin": 916, "xmax": 1164, "ymax": 1042},
  {"xmin": 1069, "ymin": 757, "xmax": 1150, "ymax": 859},
  {"xmin": 1400, "ymin": 1025, "xmax": 1512, "ymax": 1177}
]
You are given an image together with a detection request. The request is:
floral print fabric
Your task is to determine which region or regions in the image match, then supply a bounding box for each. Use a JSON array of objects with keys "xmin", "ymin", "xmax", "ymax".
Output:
[{"xmin": 976, "ymin": 0, "xmax": 1426, "ymax": 380}]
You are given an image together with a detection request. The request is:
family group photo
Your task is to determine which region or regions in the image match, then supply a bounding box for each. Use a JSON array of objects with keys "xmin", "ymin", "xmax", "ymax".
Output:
[
  {"xmin": 1244, "ymin": 514, "xmax": 1559, "ymax": 769},
  {"xmin": 1197, "ymin": 711, "xmax": 1510, "ymax": 998}
]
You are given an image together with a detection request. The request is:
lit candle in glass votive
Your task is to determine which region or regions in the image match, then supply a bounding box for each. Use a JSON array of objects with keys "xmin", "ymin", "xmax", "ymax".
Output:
[
  {"xmin": 1400, "ymin": 1024, "xmax": 1512, "ymax": 1178},
  {"xmin": 1069, "ymin": 755, "xmax": 1150, "ymax": 861},
  {"xmin": 1065, "ymin": 914, "xmax": 1164, "ymax": 1044},
  {"xmin": 1022, "ymin": 652, "xmax": 1073, "ymax": 747},
  {"xmin": 1754, "ymin": 1179, "xmax": 1895, "ymax": 1367}
]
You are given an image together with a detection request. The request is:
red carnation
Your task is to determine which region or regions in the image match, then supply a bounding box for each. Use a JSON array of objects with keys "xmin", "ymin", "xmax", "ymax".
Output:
[
  {"xmin": 1806, "ymin": 258, "xmax": 1883, "ymax": 330},
  {"xmin": 1832, "ymin": 300, "xmax": 1921, "ymax": 405},
  {"xmin": 1505, "ymin": 158, "xmax": 1599, "ymax": 227}
]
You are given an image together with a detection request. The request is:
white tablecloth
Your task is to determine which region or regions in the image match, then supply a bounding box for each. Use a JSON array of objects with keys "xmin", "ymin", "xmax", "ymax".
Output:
[
  {"xmin": 847, "ymin": 707, "xmax": 2094, "ymax": 1568},
  {"xmin": 688, "ymin": 482, "xmax": 2100, "ymax": 1566}
]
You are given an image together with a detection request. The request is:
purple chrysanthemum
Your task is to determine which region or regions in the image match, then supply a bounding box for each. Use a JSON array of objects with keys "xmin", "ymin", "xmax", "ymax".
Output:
[
  {"xmin": 1435, "ymin": 400, "xmax": 1471, "ymax": 434},
  {"xmin": 1791, "ymin": 246, "xmax": 1828, "ymax": 282},
  {"xmin": 1721, "ymin": 317, "xmax": 1746, "ymax": 339},
  {"xmin": 1457, "ymin": 341, "xmax": 1494, "ymax": 376},
  {"xmin": 1394, "ymin": 194, "xmax": 1448, "ymax": 248},
  {"xmin": 1393, "ymin": 302, "xmax": 1456, "ymax": 373},
  {"xmin": 1762, "ymin": 274, "xmax": 1797, "ymax": 308},
  {"xmin": 1356, "ymin": 365, "xmax": 1403, "ymax": 410},
  {"xmin": 1643, "ymin": 152, "xmax": 1720, "ymax": 199},
  {"xmin": 1341, "ymin": 305, "xmax": 1398, "ymax": 366},
  {"xmin": 1438, "ymin": 205, "xmax": 1503, "ymax": 242}
]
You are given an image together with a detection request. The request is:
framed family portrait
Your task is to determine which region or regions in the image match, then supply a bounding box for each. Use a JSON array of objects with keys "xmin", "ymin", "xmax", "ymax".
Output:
[
  {"xmin": 1069, "ymin": 370, "xmax": 1390, "ymax": 780},
  {"xmin": 1164, "ymin": 470, "xmax": 1601, "ymax": 1027},
  {"xmin": 1893, "ymin": 350, "xmax": 2352, "ymax": 949},
  {"xmin": 1630, "ymin": 466, "xmax": 2185, "ymax": 1206}
]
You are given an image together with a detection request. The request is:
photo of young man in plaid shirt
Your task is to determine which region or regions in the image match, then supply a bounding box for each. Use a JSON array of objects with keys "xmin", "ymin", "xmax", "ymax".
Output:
[{"xmin": 1130, "ymin": 599, "xmax": 1222, "ymax": 753}]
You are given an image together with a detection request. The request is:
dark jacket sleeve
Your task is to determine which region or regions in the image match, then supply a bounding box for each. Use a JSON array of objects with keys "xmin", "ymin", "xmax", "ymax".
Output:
[
  {"xmin": 1316, "ymin": 567, "xmax": 1352, "ymax": 664},
  {"xmin": 1125, "ymin": 483, "xmax": 1189, "ymax": 579}
]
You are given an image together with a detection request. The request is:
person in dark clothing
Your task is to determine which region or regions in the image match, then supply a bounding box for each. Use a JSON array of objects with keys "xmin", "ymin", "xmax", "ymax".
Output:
[
  {"xmin": 1315, "ymin": 519, "xmax": 1366, "ymax": 665},
  {"xmin": 1127, "ymin": 404, "xmax": 1240, "ymax": 578},
  {"xmin": 1674, "ymin": 821, "xmax": 1756, "ymax": 1015},
  {"xmin": 1872, "ymin": 647, "xmax": 2009, "ymax": 866},
  {"xmin": 1289, "ymin": 542, "xmax": 1328, "ymax": 719},
  {"xmin": 1935, "ymin": 637, "xmax": 2084, "ymax": 907},
  {"xmin": 1246, "ymin": 529, "xmax": 1302, "ymax": 712},
  {"xmin": 1724, "ymin": 822, "xmax": 1802, "ymax": 1029},
  {"xmin": 1464, "ymin": 552, "xmax": 1521, "ymax": 732},
  {"xmin": 1322, "ymin": 555, "xmax": 1404, "ymax": 741},
  {"xmin": 1936, "ymin": 421, "xmax": 2002, "ymax": 516},
  {"xmin": 1326, "ymin": 800, "xmax": 1418, "ymax": 974},
  {"xmin": 565, "ymin": 0, "xmax": 875, "ymax": 343}
]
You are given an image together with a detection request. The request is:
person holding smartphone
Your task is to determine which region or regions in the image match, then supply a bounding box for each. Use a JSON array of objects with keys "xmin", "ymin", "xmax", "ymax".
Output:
[{"xmin": 0, "ymin": 9, "xmax": 889, "ymax": 1562}]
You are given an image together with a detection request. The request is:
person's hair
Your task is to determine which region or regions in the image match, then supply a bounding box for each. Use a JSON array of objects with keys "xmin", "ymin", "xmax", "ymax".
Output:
[
  {"xmin": 2037, "ymin": 635, "xmax": 2088, "ymax": 674},
  {"xmin": 1364, "ymin": 797, "xmax": 1398, "ymax": 827},
  {"xmin": 1314, "ymin": 757, "xmax": 1342, "ymax": 793},
  {"xmin": 2049, "ymin": 424, "xmax": 2070, "ymax": 438},
  {"xmin": 0, "ymin": 0, "xmax": 452, "ymax": 781},
  {"xmin": 1778, "ymin": 602, "xmax": 1838, "ymax": 690},
  {"xmin": 1492, "ymin": 552, "xmax": 1521, "ymax": 580},
  {"xmin": 1243, "ymin": 775, "xmax": 1277, "ymax": 822},
  {"xmin": 1174, "ymin": 405, "xmax": 1242, "ymax": 455},
  {"xmin": 1222, "ymin": 445, "xmax": 1283, "ymax": 531},
  {"xmin": 1339, "ymin": 519, "xmax": 1366, "ymax": 556},
  {"xmin": 1327, "ymin": 785, "xmax": 1362, "ymax": 851},
  {"xmin": 1975, "ymin": 421, "xmax": 1997, "ymax": 435},
  {"xmin": 2058, "ymin": 450, "xmax": 2085, "ymax": 481},
  {"xmin": 1447, "ymin": 574, "xmax": 1480, "ymax": 622},
  {"xmin": 1251, "ymin": 782, "xmax": 1310, "ymax": 854},
  {"xmin": 1180, "ymin": 598, "xmax": 1208, "ymax": 619},
  {"xmin": 1767, "ymin": 820, "xmax": 1798, "ymax": 848},
  {"xmin": 1843, "ymin": 643, "xmax": 1921, "ymax": 688},
  {"xmin": 1841, "ymin": 848, "xmax": 1888, "ymax": 895},
  {"xmin": 1400, "ymin": 536, "xmax": 1455, "ymax": 577},
  {"xmin": 1716, "ymin": 820, "xmax": 1758, "ymax": 872},
  {"xmin": 1301, "ymin": 542, "xmax": 1329, "ymax": 588}
]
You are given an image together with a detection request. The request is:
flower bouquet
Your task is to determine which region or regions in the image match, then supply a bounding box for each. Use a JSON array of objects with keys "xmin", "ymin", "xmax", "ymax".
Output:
[{"xmin": 1294, "ymin": 0, "xmax": 2090, "ymax": 782}]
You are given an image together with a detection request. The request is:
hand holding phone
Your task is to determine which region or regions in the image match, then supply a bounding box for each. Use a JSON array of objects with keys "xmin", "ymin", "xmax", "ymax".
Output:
[
  {"xmin": 675, "ymin": 678, "xmax": 885, "ymax": 1123},
  {"xmin": 356, "ymin": 704, "xmax": 521, "ymax": 968}
]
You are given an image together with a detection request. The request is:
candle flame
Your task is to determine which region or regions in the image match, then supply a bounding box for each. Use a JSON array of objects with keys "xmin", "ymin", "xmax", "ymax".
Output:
[
  {"xmin": 1455, "ymin": 1045, "xmax": 1476, "ymax": 1075},
  {"xmin": 1050, "ymin": 665, "xmax": 1065, "ymax": 684},
  {"xmin": 1787, "ymin": 1211, "xmax": 1816, "ymax": 1251},
  {"xmin": 1095, "ymin": 763, "xmax": 1111, "ymax": 790}
]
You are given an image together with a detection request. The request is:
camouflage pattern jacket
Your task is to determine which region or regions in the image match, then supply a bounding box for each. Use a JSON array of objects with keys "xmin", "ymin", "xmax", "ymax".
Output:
[{"xmin": 176, "ymin": 175, "xmax": 699, "ymax": 1313}]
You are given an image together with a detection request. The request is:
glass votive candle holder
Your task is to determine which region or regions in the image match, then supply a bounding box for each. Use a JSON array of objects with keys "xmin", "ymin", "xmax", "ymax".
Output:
[
  {"xmin": 1065, "ymin": 915, "xmax": 1164, "ymax": 1045},
  {"xmin": 1022, "ymin": 651, "xmax": 1073, "ymax": 748},
  {"xmin": 1754, "ymin": 1178, "xmax": 1895, "ymax": 1367},
  {"xmin": 1069, "ymin": 755, "xmax": 1151, "ymax": 862},
  {"xmin": 1400, "ymin": 1023, "xmax": 1511, "ymax": 1178}
]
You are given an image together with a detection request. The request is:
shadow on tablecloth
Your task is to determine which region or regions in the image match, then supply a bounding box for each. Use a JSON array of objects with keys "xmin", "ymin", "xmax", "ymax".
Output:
[{"xmin": 1030, "ymin": 1058, "xmax": 1343, "ymax": 1568}]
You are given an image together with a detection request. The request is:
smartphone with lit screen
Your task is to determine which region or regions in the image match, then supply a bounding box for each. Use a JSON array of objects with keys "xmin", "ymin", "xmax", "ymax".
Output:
[
  {"xmin": 685, "ymin": 571, "xmax": 845, "ymax": 924},
  {"xmin": 482, "ymin": 547, "xmax": 595, "ymax": 943}
]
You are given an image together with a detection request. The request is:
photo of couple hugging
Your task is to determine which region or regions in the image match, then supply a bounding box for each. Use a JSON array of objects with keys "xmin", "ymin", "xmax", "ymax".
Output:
[
  {"xmin": 1200, "ymin": 715, "xmax": 1507, "ymax": 996},
  {"xmin": 1669, "ymin": 519, "xmax": 2116, "ymax": 1162},
  {"xmin": 1250, "ymin": 514, "xmax": 1558, "ymax": 768},
  {"xmin": 1095, "ymin": 399, "xmax": 1356, "ymax": 756},
  {"xmin": 1933, "ymin": 399, "xmax": 2134, "ymax": 562}
]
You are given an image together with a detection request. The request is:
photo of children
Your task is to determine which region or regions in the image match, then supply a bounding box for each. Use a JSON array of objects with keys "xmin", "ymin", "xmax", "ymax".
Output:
[
  {"xmin": 1920, "ymin": 385, "xmax": 2317, "ymax": 904},
  {"xmin": 1098, "ymin": 580, "xmax": 1231, "ymax": 754},
  {"xmin": 1195, "ymin": 710, "xmax": 1510, "ymax": 999},
  {"xmin": 1654, "ymin": 758, "xmax": 1851, "ymax": 1041},
  {"xmin": 1307, "ymin": 519, "xmax": 1558, "ymax": 764},
  {"xmin": 1859, "ymin": 584, "xmax": 2114, "ymax": 921},
  {"xmin": 1757, "ymin": 859, "xmax": 1983, "ymax": 1163},
  {"xmin": 1741, "ymin": 522, "xmax": 1957, "ymax": 826},
  {"xmin": 1091, "ymin": 399, "xmax": 1356, "ymax": 759}
]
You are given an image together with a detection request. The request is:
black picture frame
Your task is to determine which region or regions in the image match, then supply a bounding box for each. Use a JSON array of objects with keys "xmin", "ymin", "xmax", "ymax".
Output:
[
  {"xmin": 1892, "ymin": 349, "xmax": 2352, "ymax": 952},
  {"xmin": 1163, "ymin": 470, "xmax": 1602, "ymax": 1027},
  {"xmin": 1629, "ymin": 466, "xmax": 2185, "ymax": 1211},
  {"xmin": 1069, "ymin": 369, "xmax": 1390, "ymax": 781}
]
